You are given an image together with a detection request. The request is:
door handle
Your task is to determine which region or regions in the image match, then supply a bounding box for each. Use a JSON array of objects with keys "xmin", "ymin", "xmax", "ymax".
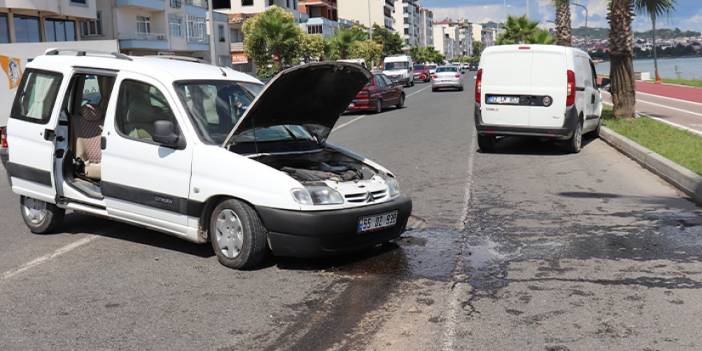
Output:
[
  {"xmin": 100, "ymin": 136, "xmax": 107, "ymax": 150},
  {"xmin": 591, "ymin": 94, "xmax": 596, "ymax": 104}
]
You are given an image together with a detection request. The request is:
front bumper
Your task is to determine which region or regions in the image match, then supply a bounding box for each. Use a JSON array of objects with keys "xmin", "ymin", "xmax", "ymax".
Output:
[
  {"xmin": 257, "ymin": 195, "xmax": 413, "ymax": 258},
  {"xmin": 474, "ymin": 104, "xmax": 579, "ymax": 139}
]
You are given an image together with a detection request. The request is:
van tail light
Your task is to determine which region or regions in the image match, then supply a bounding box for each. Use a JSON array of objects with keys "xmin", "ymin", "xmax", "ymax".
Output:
[
  {"xmin": 0, "ymin": 126, "xmax": 7, "ymax": 149},
  {"xmin": 475, "ymin": 69, "xmax": 483, "ymax": 104},
  {"xmin": 566, "ymin": 69, "xmax": 576, "ymax": 107}
]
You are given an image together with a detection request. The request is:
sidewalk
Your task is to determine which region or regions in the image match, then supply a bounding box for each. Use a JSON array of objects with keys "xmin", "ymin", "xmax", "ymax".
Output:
[{"xmin": 602, "ymin": 81, "xmax": 702, "ymax": 135}]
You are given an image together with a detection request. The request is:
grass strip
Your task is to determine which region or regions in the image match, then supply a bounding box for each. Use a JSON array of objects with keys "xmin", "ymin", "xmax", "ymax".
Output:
[
  {"xmin": 661, "ymin": 79, "xmax": 702, "ymax": 88},
  {"xmin": 602, "ymin": 108, "xmax": 702, "ymax": 176}
]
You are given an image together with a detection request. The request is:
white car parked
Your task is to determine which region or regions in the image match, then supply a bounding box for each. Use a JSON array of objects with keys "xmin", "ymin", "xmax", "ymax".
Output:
[
  {"xmin": 474, "ymin": 45, "xmax": 603, "ymax": 153},
  {"xmin": 5, "ymin": 51, "xmax": 412, "ymax": 269}
]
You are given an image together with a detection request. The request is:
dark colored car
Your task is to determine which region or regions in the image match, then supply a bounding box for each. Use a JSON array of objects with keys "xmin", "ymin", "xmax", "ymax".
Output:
[
  {"xmin": 413, "ymin": 64, "xmax": 431, "ymax": 83},
  {"xmin": 346, "ymin": 73, "xmax": 405, "ymax": 114},
  {"xmin": 0, "ymin": 126, "xmax": 7, "ymax": 168}
]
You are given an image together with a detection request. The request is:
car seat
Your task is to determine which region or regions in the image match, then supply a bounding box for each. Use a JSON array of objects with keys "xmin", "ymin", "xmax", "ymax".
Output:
[{"xmin": 72, "ymin": 102, "xmax": 104, "ymax": 180}]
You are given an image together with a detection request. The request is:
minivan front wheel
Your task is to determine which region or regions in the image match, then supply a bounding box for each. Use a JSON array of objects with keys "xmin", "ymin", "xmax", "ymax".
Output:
[
  {"xmin": 210, "ymin": 199, "xmax": 268, "ymax": 269},
  {"xmin": 20, "ymin": 196, "xmax": 64, "ymax": 234},
  {"xmin": 566, "ymin": 120, "xmax": 583, "ymax": 153}
]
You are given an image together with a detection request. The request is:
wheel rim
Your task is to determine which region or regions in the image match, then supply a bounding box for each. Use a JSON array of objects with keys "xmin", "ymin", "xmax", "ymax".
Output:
[
  {"xmin": 215, "ymin": 209, "xmax": 244, "ymax": 259},
  {"xmin": 22, "ymin": 198, "xmax": 47, "ymax": 225},
  {"xmin": 575, "ymin": 124, "xmax": 582, "ymax": 149}
]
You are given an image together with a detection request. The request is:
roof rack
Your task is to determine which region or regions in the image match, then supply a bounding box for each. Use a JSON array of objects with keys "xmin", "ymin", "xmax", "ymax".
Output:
[
  {"xmin": 146, "ymin": 55, "xmax": 209, "ymax": 64},
  {"xmin": 44, "ymin": 48, "xmax": 133, "ymax": 61}
]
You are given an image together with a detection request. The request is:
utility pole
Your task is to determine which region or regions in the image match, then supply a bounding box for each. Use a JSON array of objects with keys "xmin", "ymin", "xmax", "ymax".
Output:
[
  {"xmin": 572, "ymin": 2, "xmax": 588, "ymax": 51},
  {"xmin": 208, "ymin": 0, "xmax": 217, "ymax": 65},
  {"xmin": 367, "ymin": 0, "xmax": 373, "ymax": 39}
]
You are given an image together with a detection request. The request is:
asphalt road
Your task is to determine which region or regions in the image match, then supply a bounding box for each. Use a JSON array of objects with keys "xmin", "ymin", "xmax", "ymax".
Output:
[
  {"xmin": 602, "ymin": 90, "xmax": 702, "ymax": 135},
  {"xmin": 1, "ymin": 75, "xmax": 701, "ymax": 351}
]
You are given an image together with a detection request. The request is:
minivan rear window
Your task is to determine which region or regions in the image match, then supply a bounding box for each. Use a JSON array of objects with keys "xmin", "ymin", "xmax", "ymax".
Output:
[{"xmin": 10, "ymin": 69, "xmax": 63, "ymax": 124}]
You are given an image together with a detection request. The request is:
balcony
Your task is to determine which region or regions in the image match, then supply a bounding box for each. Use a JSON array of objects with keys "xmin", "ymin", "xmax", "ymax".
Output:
[
  {"xmin": 118, "ymin": 32, "xmax": 168, "ymax": 50},
  {"xmin": 116, "ymin": 0, "xmax": 165, "ymax": 11}
]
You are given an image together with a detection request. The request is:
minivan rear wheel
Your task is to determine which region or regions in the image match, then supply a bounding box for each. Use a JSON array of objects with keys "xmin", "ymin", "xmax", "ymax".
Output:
[
  {"xmin": 20, "ymin": 196, "xmax": 64, "ymax": 234},
  {"xmin": 566, "ymin": 120, "xmax": 583, "ymax": 153},
  {"xmin": 210, "ymin": 199, "xmax": 268, "ymax": 270},
  {"xmin": 477, "ymin": 135, "xmax": 496, "ymax": 152}
]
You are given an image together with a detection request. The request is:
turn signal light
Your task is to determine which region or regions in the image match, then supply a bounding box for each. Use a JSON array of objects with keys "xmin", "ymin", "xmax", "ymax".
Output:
[
  {"xmin": 0, "ymin": 127, "xmax": 7, "ymax": 149},
  {"xmin": 475, "ymin": 69, "xmax": 483, "ymax": 104}
]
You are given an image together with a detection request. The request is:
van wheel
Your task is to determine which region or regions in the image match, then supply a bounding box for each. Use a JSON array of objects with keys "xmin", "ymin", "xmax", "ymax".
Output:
[
  {"xmin": 566, "ymin": 120, "xmax": 583, "ymax": 153},
  {"xmin": 210, "ymin": 199, "xmax": 268, "ymax": 270},
  {"xmin": 477, "ymin": 135, "xmax": 496, "ymax": 152},
  {"xmin": 20, "ymin": 196, "xmax": 64, "ymax": 234},
  {"xmin": 396, "ymin": 93, "xmax": 405, "ymax": 108},
  {"xmin": 374, "ymin": 100, "xmax": 383, "ymax": 114}
]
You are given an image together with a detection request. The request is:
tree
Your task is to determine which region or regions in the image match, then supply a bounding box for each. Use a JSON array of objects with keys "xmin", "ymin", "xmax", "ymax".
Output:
[
  {"xmin": 607, "ymin": 0, "xmax": 636, "ymax": 118},
  {"xmin": 300, "ymin": 34, "xmax": 326, "ymax": 63},
  {"xmin": 554, "ymin": 0, "xmax": 573, "ymax": 46},
  {"xmin": 472, "ymin": 41, "xmax": 484, "ymax": 57},
  {"xmin": 242, "ymin": 7, "xmax": 303, "ymax": 78},
  {"xmin": 410, "ymin": 46, "xmax": 445, "ymax": 64},
  {"xmin": 635, "ymin": 0, "xmax": 677, "ymax": 83},
  {"xmin": 349, "ymin": 40, "xmax": 383, "ymax": 68},
  {"xmin": 329, "ymin": 26, "xmax": 367, "ymax": 60},
  {"xmin": 530, "ymin": 28, "xmax": 556, "ymax": 44},
  {"xmin": 372, "ymin": 24, "xmax": 403, "ymax": 57},
  {"xmin": 496, "ymin": 15, "xmax": 539, "ymax": 44}
]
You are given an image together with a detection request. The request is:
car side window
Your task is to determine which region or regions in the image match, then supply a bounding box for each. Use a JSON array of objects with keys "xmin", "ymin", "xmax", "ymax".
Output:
[
  {"xmin": 589, "ymin": 60, "xmax": 598, "ymax": 89},
  {"xmin": 381, "ymin": 75, "xmax": 393, "ymax": 87},
  {"xmin": 375, "ymin": 76, "xmax": 385, "ymax": 89},
  {"xmin": 10, "ymin": 69, "xmax": 63, "ymax": 124},
  {"xmin": 115, "ymin": 79, "xmax": 180, "ymax": 143}
]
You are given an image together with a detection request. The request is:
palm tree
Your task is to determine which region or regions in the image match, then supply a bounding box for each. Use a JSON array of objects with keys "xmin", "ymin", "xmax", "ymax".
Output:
[
  {"xmin": 554, "ymin": 0, "xmax": 572, "ymax": 46},
  {"xmin": 242, "ymin": 7, "xmax": 302, "ymax": 77},
  {"xmin": 635, "ymin": 0, "xmax": 676, "ymax": 83},
  {"xmin": 330, "ymin": 27, "xmax": 367, "ymax": 59},
  {"xmin": 607, "ymin": 0, "xmax": 636, "ymax": 118},
  {"xmin": 496, "ymin": 15, "xmax": 539, "ymax": 44},
  {"xmin": 530, "ymin": 28, "xmax": 556, "ymax": 44}
]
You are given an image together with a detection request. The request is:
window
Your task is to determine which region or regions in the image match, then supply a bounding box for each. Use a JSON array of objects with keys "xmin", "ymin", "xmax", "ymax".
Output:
[
  {"xmin": 307, "ymin": 25, "xmax": 322, "ymax": 34},
  {"xmin": 14, "ymin": 15, "xmax": 40, "ymax": 42},
  {"xmin": 218, "ymin": 24, "xmax": 225, "ymax": 42},
  {"xmin": 375, "ymin": 76, "xmax": 385, "ymax": 88},
  {"xmin": 171, "ymin": 0, "xmax": 182, "ymax": 8},
  {"xmin": 115, "ymin": 80, "xmax": 179, "ymax": 143},
  {"xmin": 242, "ymin": 0, "xmax": 253, "ymax": 5},
  {"xmin": 230, "ymin": 28, "xmax": 244, "ymax": 42},
  {"xmin": 381, "ymin": 75, "xmax": 393, "ymax": 86},
  {"xmin": 45, "ymin": 19, "xmax": 76, "ymax": 42},
  {"xmin": 0, "ymin": 14, "xmax": 8, "ymax": 43},
  {"xmin": 186, "ymin": 16, "xmax": 206, "ymax": 42},
  {"xmin": 81, "ymin": 11, "xmax": 102, "ymax": 37},
  {"xmin": 11, "ymin": 70, "xmax": 63, "ymax": 124},
  {"xmin": 169, "ymin": 15, "xmax": 183, "ymax": 37},
  {"xmin": 268, "ymin": 0, "xmax": 275, "ymax": 6},
  {"xmin": 71, "ymin": 0, "xmax": 87, "ymax": 4},
  {"xmin": 136, "ymin": 16, "xmax": 151, "ymax": 34}
]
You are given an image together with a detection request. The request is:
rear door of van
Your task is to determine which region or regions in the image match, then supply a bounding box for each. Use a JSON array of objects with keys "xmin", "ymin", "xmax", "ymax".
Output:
[
  {"xmin": 528, "ymin": 47, "xmax": 568, "ymax": 128},
  {"xmin": 480, "ymin": 47, "xmax": 533, "ymax": 127}
]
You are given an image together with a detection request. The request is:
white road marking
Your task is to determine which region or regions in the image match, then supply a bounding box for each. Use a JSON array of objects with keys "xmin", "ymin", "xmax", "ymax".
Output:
[
  {"xmin": 443, "ymin": 128, "xmax": 477, "ymax": 351},
  {"xmin": 332, "ymin": 85, "xmax": 433, "ymax": 132},
  {"xmin": 636, "ymin": 91, "xmax": 702, "ymax": 107},
  {"xmin": 602, "ymin": 91, "xmax": 702, "ymax": 118},
  {"xmin": 0, "ymin": 236, "xmax": 98, "ymax": 282},
  {"xmin": 601, "ymin": 101, "xmax": 702, "ymax": 136}
]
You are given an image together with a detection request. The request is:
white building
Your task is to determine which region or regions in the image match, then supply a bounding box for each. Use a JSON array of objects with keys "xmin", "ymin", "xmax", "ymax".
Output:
[
  {"xmin": 418, "ymin": 7, "xmax": 433, "ymax": 47},
  {"xmin": 433, "ymin": 23, "xmax": 456, "ymax": 60},
  {"xmin": 393, "ymin": 0, "xmax": 419, "ymax": 48},
  {"xmin": 337, "ymin": 0, "xmax": 395, "ymax": 31},
  {"xmin": 0, "ymin": 0, "xmax": 98, "ymax": 43}
]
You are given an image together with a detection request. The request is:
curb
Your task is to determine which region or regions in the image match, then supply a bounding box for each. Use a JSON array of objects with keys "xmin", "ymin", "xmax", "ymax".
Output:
[{"xmin": 600, "ymin": 126, "xmax": 702, "ymax": 206}]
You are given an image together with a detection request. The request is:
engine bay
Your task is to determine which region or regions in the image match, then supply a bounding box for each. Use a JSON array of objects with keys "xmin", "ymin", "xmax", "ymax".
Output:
[{"xmin": 252, "ymin": 148, "xmax": 377, "ymax": 183}]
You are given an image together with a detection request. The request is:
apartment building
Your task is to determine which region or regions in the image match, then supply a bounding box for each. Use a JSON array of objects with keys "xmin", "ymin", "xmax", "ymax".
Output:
[
  {"xmin": 337, "ymin": 0, "xmax": 394, "ymax": 31},
  {"xmin": 80, "ymin": 0, "xmax": 231, "ymax": 65},
  {"xmin": 432, "ymin": 23, "xmax": 456, "ymax": 60},
  {"xmin": 418, "ymin": 7, "xmax": 432, "ymax": 47},
  {"xmin": 298, "ymin": 0, "xmax": 339, "ymax": 37},
  {"xmin": 0, "ymin": 0, "xmax": 98, "ymax": 43},
  {"xmin": 393, "ymin": 0, "xmax": 419, "ymax": 48}
]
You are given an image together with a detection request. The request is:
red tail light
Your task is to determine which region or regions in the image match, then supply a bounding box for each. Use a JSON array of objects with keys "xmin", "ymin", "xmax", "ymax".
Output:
[
  {"xmin": 0, "ymin": 127, "xmax": 7, "ymax": 149},
  {"xmin": 475, "ymin": 69, "xmax": 483, "ymax": 104},
  {"xmin": 455, "ymin": 74, "xmax": 461, "ymax": 78},
  {"xmin": 357, "ymin": 89, "xmax": 369, "ymax": 98},
  {"xmin": 566, "ymin": 70, "xmax": 576, "ymax": 107},
  {"xmin": 431, "ymin": 74, "xmax": 437, "ymax": 80}
]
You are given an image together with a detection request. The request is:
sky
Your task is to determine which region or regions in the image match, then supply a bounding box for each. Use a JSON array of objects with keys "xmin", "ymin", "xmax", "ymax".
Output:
[{"xmin": 422, "ymin": 0, "xmax": 702, "ymax": 32}]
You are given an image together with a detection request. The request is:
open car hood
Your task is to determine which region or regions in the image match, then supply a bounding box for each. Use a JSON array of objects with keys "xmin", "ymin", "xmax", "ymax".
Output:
[{"xmin": 222, "ymin": 62, "xmax": 372, "ymax": 148}]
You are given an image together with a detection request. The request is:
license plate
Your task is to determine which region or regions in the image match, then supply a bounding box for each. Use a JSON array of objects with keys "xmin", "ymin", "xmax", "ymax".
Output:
[
  {"xmin": 357, "ymin": 211, "xmax": 398, "ymax": 233},
  {"xmin": 487, "ymin": 95, "xmax": 520, "ymax": 105}
]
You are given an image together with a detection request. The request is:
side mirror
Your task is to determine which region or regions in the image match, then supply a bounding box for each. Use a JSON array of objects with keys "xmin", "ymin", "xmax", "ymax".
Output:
[{"xmin": 153, "ymin": 120, "xmax": 185, "ymax": 149}]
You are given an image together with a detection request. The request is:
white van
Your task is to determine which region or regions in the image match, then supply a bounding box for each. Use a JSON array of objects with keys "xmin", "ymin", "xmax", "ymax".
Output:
[
  {"xmin": 4, "ymin": 51, "xmax": 412, "ymax": 269},
  {"xmin": 337, "ymin": 58, "xmax": 368, "ymax": 69},
  {"xmin": 382, "ymin": 55, "xmax": 414, "ymax": 87},
  {"xmin": 474, "ymin": 45, "xmax": 603, "ymax": 153}
]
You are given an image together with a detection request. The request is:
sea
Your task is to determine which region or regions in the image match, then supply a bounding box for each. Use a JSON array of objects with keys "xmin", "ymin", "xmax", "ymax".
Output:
[{"xmin": 595, "ymin": 57, "xmax": 702, "ymax": 80}]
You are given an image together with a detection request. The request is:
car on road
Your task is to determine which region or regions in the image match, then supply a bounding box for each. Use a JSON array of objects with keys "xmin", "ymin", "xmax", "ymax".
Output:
[
  {"xmin": 427, "ymin": 64, "xmax": 438, "ymax": 75},
  {"xmin": 0, "ymin": 126, "xmax": 7, "ymax": 167},
  {"xmin": 474, "ymin": 44, "xmax": 603, "ymax": 153},
  {"xmin": 5, "ymin": 52, "xmax": 412, "ymax": 270},
  {"xmin": 383, "ymin": 55, "xmax": 414, "ymax": 87},
  {"xmin": 432, "ymin": 66, "xmax": 464, "ymax": 92},
  {"xmin": 347, "ymin": 73, "xmax": 405, "ymax": 114},
  {"xmin": 413, "ymin": 64, "xmax": 431, "ymax": 83}
]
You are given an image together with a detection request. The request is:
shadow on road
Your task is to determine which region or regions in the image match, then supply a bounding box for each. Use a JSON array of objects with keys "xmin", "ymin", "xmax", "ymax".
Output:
[{"xmin": 479, "ymin": 135, "xmax": 596, "ymax": 156}]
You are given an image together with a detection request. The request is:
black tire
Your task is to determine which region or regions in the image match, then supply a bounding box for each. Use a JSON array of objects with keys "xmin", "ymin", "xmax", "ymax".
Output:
[
  {"xmin": 20, "ymin": 196, "xmax": 64, "ymax": 234},
  {"xmin": 210, "ymin": 199, "xmax": 268, "ymax": 270},
  {"xmin": 374, "ymin": 99, "xmax": 383, "ymax": 114},
  {"xmin": 458, "ymin": 86, "xmax": 464, "ymax": 91},
  {"xmin": 477, "ymin": 134, "xmax": 496, "ymax": 152},
  {"xmin": 396, "ymin": 93, "xmax": 405, "ymax": 108},
  {"xmin": 565, "ymin": 119, "xmax": 583, "ymax": 153},
  {"xmin": 432, "ymin": 88, "xmax": 438, "ymax": 92}
]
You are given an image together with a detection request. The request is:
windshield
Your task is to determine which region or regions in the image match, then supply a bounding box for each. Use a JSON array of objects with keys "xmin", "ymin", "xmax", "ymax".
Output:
[
  {"xmin": 174, "ymin": 80, "xmax": 267, "ymax": 144},
  {"xmin": 384, "ymin": 62, "xmax": 409, "ymax": 70},
  {"xmin": 413, "ymin": 64, "xmax": 426, "ymax": 71},
  {"xmin": 436, "ymin": 66, "xmax": 458, "ymax": 73},
  {"xmin": 428, "ymin": 65, "xmax": 437, "ymax": 70}
]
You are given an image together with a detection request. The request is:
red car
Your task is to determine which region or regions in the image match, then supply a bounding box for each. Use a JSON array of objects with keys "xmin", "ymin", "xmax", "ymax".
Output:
[
  {"xmin": 413, "ymin": 64, "xmax": 431, "ymax": 82},
  {"xmin": 346, "ymin": 73, "xmax": 405, "ymax": 114}
]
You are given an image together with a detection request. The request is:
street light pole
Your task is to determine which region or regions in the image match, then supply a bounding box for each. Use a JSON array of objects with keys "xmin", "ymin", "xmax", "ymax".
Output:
[
  {"xmin": 208, "ymin": 0, "xmax": 217, "ymax": 65},
  {"xmin": 572, "ymin": 2, "xmax": 588, "ymax": 50},
  {"xmin": 368, "ymin": 0, "xmax": 373, "ymax": 39}
]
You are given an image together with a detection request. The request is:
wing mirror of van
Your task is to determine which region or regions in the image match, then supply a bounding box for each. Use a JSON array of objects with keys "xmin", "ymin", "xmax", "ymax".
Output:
[
  {"xmin": 153, "ymin": 120, "xmax": 185, "ymax": 149},
  {"xmin": 598, "ymin": 77, "xmax": 611, "ymax": 92}
]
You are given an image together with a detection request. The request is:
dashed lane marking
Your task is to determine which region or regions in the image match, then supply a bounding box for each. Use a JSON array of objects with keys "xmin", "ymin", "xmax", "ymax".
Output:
[{"xmin": 0, "ymin": 236, "xmax": 98, "ymax": 282}]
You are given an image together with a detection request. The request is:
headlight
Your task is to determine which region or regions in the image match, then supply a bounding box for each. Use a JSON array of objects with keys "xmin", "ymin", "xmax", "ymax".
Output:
[
  {"xmin": 381, "ymin": 173, "xmax": 400, "ymax": 197},
  {"xmin": 291, "ymin": 185, "xmax": 344, "ymax": 205}
]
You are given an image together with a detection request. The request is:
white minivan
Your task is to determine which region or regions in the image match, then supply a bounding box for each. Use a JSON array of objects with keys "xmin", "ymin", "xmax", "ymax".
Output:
[
  {"xmin": 474, "ymin": 45, "xmax": 603, "ymax": 153},
  {"xmin": 5, "ymin": 51, "xmax": 412, "ymax": 269},
  {"xmin": 382, "ymin": 55, "xmax": 414, "ymax": 87}
]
